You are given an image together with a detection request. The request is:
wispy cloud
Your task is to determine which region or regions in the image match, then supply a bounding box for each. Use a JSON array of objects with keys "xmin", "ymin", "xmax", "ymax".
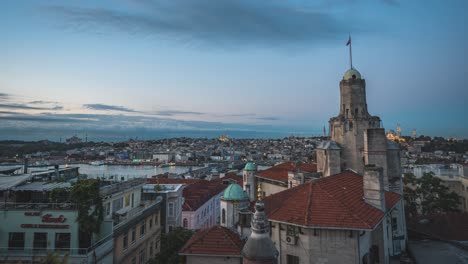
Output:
[
  {"xmin": 45, "ymin": 0, "xmax": 360, "ymax": 47},
  {"xmin": 256, "ymin": 116, "xmax": 280, "ymax": 121},
  {"xmin": 83, "ymin": 103, "xmax": 138, "ymax": 113},
  {"xmin": 154, "ymin": 110, "xmax": 204, "ymax": 116},
  {"xmin": 0, "ymin": 103, "xmax": 62, "ymax": 111},
  {"xmin": 29, "ymin": 100, "xmax": 59, "ymax": 105},
  {"xmin": 0, "ymin": 93, "xmax": 9, "ymax": 99}
]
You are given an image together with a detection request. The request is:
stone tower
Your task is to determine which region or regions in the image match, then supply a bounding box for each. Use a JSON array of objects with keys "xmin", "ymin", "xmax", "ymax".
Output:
[
  {"xmin": 242, "ymin": 184, "xmax": 278, "ymax": 264},
  {"xmin": 243, "ymin": 163, "xmax": 257, "ymax": 202},
  {"xmin": 329, "ymin": 68, "xmax": 382, "ymax": 175}
]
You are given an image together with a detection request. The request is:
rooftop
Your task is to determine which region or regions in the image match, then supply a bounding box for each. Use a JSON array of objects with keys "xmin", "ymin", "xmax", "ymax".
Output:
[
  {"xmin": 262, "ymin": 170, "xmax": 401, "ymax": 230},
  {"xmin": 182, "ymin": 180, "xmax": 226, "ymax": 211},
  {"xmin": 256, "ymin": 162, "xmax": 317, "ymax": 183},
  {"xmin": 179, "ymin": 225, "xmax": 244, "ymax": 256}
]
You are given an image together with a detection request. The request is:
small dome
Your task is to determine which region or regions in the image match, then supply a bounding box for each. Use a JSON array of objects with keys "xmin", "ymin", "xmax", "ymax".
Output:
[
  {"xmin": 223, "ymin": 184, "xmax": 248, "ymax": 201},
  {"xmin": 343, "ymin": 68, "xmax": 361, "ymax": 80},
  {"xmin": 244, "ymin": 162, "xmax": 257, "ymax": 171}
]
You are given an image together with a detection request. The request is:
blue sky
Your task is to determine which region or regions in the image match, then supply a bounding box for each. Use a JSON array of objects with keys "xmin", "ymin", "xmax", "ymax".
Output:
[{"xmin": 1, "ymin": 0, "xmax": 467, "ymax": 141}]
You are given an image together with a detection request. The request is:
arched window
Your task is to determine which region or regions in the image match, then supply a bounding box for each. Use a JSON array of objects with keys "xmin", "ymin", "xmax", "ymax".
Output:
[
  {"xmin": 222, "ymin": 209, "xmax": 226, "ymax": 224},
  {"xmin": 183, "ymin": 218, "xmax": 188, "ymax": 228}
]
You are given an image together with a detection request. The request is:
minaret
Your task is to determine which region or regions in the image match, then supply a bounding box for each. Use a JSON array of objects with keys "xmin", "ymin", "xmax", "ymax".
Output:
[
  {"xmin": 242, "ymin": 184, "xmax": 278, "ymax": 264},
  {"xmin": 242, "ymin": 163, "xmax": 257, "ymax": 202}
]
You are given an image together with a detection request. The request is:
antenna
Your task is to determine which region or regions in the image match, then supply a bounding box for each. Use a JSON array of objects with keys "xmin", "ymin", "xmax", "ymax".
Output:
[{"xmin": 347, "ymin": 34, "xmax": 353, "ymax": 69}]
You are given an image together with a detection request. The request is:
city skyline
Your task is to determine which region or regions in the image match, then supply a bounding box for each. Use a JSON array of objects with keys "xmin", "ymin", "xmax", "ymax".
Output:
[{"xmin": 1, "ymin": 0, "xmax": 467, "ymax": 141}]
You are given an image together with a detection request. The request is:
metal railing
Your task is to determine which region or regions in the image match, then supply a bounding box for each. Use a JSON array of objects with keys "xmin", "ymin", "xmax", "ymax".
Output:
[
  {"xmin": 0, "ymin": 202, "xmax": 77, "ymax": 210},
  {"xmin": 99, "ymin": 178, "xmax": 145, "ymax": 196}
]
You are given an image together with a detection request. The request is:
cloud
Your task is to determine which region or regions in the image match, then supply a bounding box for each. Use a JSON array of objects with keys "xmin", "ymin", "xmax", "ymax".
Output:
[
  {"xmin": 29, "ymin": 100, "xmax": 59, "ymax": 104},
  {"xmin": 45, "ymin": 0, "xmax": 359, "ymax": 47},
  {"xmin": 256, "ymin": 116, "xmax": 280, "ymax": 121},
  {"xmin": 83, "ymin": 103, "xmax": 138, "ymax": 112},
  {"xmin": 0, "ymin": 114, "xmax": 95, "ymax": 123},
  {"xmin": 0, "ymin": 103, "xmax": 62, "ymax": 111},
  {"xmin": 154, "ymin": 110, "xmax": 204, "ymax": 116},
  {"xmin": 0, "ymin": 93, "xmax": 9, "ymax": 98}
]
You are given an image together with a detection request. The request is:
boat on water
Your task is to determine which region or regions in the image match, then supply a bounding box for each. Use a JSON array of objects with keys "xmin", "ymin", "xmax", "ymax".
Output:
[
  {"xmin": 158, "ymin": 163, "xmax": 169, "ymax": 168},
  {"xmin": 89, "ymin": 160, "xmax": 105, "ymax": 166}
]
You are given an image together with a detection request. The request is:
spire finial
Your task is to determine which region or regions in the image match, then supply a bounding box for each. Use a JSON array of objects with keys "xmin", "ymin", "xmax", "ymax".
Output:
[{"xmin": 257, "ymin": 183, "xmax": 262, "ymax": 201}]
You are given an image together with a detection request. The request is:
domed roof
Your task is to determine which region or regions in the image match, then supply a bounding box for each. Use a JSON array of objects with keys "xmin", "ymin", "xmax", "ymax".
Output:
[
  {"xmin": 343, "ymin": 68, "xmax": 361, "ymax": 80},
  {"xmin": 223, "ymin": 184, "xmax": 248, "ymax": 201},
  {"xmin": 244, "ymin": 162, "xmax": 257, "ymax": 171}
]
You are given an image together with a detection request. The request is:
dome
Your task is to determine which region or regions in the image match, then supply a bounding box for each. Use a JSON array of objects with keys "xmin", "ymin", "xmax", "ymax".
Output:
[
  {"xmin": 223, "ymin": 184, "xmax": 248, "ymax": 201},
  {"xmin": 244, "ymin": 162, "xmax": 257, "ymax": 171},
  {"xmin": 343, "ymin": 68, "xmax": 361, "ymax": 80}
]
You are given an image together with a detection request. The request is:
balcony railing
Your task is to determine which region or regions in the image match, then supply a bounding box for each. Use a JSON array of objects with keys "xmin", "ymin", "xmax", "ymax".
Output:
[
  {"xmin": 0, "ymin": 202, "xmax": 77, "ymax": 210},
  {"xmin": 100, "ymin": 178, "xmax": 145, "ymax": 196}
]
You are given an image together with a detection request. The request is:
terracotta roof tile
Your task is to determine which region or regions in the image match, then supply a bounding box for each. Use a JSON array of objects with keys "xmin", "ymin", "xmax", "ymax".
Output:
[
  {"xmin": 256, "ymin": 162, "xmax": 317, "ymax": 183},
  {"xmin": 182, "ymin": 180, "xmax": 226, "ymax": 211},
  {"xmin": 179, "ymin": 225, "xmax": 245, "ymax": 256},
  {"xmin": 263, "ymin": 170, "xmax": 401, "ymax": 230},
  {"xmin": 212, "ymin": 173, "xmax": 243, "ymax": 186}
]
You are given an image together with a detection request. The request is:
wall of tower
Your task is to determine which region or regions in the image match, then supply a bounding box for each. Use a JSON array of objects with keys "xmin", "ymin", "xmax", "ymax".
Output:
[
  {"xmin": 364, "ymin": 129, "xmax": 389, "ymax": 190},
  {"xmin": 243, "ymin": 170, "xmax": 257, "ymax": 202},
  {"xmin": 387, "ymin": 149, "xmax": 402, "ymax": 193},
  {"xmin": 317, "ymin": 148, "xmax": 341, "ymax": 177}
]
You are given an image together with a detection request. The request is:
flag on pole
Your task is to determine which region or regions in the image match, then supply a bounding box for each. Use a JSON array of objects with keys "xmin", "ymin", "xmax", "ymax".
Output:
[{"xmin": 346, "ymin": 36, "xmax": 351, "ymax": 46}]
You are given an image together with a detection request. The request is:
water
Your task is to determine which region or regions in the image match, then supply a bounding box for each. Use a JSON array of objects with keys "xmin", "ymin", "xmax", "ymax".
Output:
[{"xmin": 68, "ymin": 164, "xmax": 197, "ymax": 180}]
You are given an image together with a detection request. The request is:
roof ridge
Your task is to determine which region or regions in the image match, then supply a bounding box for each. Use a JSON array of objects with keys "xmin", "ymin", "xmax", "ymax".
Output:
[
  {"xmin": 181, "ymin": 227, "xmax": 210, "ymax": 252},
  {"xmin": 315, "ymin": 178, "xmax": 376, "ymax": 229}
]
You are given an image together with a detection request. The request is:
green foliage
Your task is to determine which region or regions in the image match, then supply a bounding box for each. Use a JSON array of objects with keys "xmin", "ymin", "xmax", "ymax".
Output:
[
  {"xmin": 39, "ymin": 252, "xmax": 68, "ymax": 264},
  {"xmin": 404, "ymin": 172, "xmax": 461, "ymax": 217},
  {"xmin": 150, "ymin": 227, "xmax": 194, "ymax": 264},
  {"xmin": 70, "ymin": 179, "xmax": 104, "ymax": 237},
  {"xmin": 49, "ymin": 187, "xmax": 69, "ymax": 203}
]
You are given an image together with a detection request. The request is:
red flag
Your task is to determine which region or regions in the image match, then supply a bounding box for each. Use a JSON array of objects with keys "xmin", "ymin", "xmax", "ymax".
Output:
[{"xmin": 346, "ymin": 36, "xmax": 351, "ymax": 46}]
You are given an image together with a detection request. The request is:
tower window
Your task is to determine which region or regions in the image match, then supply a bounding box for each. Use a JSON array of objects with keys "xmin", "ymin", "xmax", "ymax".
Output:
[
  {"xmin": 355, "ymin": 108, "xmax": 358, "ymax": 117},
  {"xmin": 222, "ymin": 209, "xmax": 226, "ymax": 224},
  {"xmin": 346, "ymin": 109, "xmax": 349, "ymax": 118},
  {"xmin": 352, "ymin": 74, "xmax": 356, "ymax": 79},
  {"xmin": 349, "ymin": 121, "xmax": 353, "ymax": 131}
]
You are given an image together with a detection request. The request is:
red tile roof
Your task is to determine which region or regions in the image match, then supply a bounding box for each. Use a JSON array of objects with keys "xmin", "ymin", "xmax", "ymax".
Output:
[
  {"xmin": 179, "ymin": 225, "xmax": 245, "ymax": 256},
  {"xmin": 182, "ymin": 180, "xmax": 226, "ymax": 211},
  {"xmin": 262, "ymin": 170, "xmax": 401, "ymax": 230},
  {"xmin": 256, "ymin": 162, "xmax": 317, "ymax": 183},
  {"xmin": 212, "ymin": 173, "xmax": 243, "ymax": 186}
]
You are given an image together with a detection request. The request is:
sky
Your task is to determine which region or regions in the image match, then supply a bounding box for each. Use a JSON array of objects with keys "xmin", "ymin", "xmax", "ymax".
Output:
[{"xmin": 1, "ymin": 0, "xmax": 467, "ymax": 141}]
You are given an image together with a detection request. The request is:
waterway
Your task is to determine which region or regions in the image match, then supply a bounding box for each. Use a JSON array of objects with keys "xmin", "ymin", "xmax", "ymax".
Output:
[{"xmin": 0, "ymin": 164, "xmax": 198, "ymax": 180}]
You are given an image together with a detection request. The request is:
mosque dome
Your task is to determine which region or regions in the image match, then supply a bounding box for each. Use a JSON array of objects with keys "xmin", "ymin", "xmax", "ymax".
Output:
[
  {"xmin": 244, "ymin": 162, "xmax": 257, "ymax": 171},
  {"xmin": 343, "ymin": 68, "xmax": 362, "ymax": 80},
  {"xmin": 223, "ymin": 184, "xmax": 248, "ymax": 201}
]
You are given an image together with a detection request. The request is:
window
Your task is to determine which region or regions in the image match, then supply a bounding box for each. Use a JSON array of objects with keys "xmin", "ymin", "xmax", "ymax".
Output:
[
  {"xmin": 55, "ymin": 233, "xmax": 71, "ymax": 250},
  {"xmin": 183, "ymin": 218, "xmax": 188, "ymax": 228},
  {"xmin": 8, "ymin": 232, "xmax": 25, "ymax": 250},
  {"xmin": 106, "ymin": 202, "xmax": 110, "ymax": 216},
  {"xmin": 286, "ymin": 225, "xmax": 298, "ymax": 237},
  {"xmin": 33, "ymin": 232, "xmax": 47, "ymax": 250},
  {"xmin": 139, "ymin": 248, "xmax": 145, "ymax": 264},
  {"xmin": 131, "ymin": 193, "xmax": 135, "ymax": 207},
  {"xmin": 169, "ymin": 225, "xmax": 173, "ymax": 232},
  {"xmin": 154, "ymin": 213, "xmax": 159, "ymax": 225},
  {"xmin": 168, "ymin": 202, "xmax": 174, "ymax": 217},
  {"xmin": 149, "ymin": 218, "xmax": 153, "ymax": 229},
  {"xmin": 131, "ymin": 226, "xmax": 136, "ymax": 243},
  {"xmin": 140, "ymin": 220, "xmax": 146, "ymax": 237},
  {"xmin": 149, "ymin": 242, "xmax": 154, "ymax": 256},
  {"xmin": 287, "ymin": 255, "xmax": 300, "ymax": 264},
  {"xmin": 391, "ymin": 217, "xmax": 398, "ymax": 230},
  {"xmin": 123, "ymin": 232, "xmax": 128, "ymax": 250},
  {"xmin": 155, "ymin": 238, "xmax": 158, "ymax": 249},
  {"xmin": 222, "ymin": 209, "xmax": 226, "ymax": 224}
]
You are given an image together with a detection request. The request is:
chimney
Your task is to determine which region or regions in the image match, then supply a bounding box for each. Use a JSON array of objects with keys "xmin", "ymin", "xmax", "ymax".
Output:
[{"xmin": 363, "ymin": 165, "xmax": 385, "ymax": 211}]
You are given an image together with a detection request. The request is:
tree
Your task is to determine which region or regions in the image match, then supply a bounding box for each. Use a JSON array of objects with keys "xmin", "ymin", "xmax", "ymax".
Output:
[
  {"xmin": 403, "ymin": 172, "xmax": 461, "ymax": 217},
  {"xmin": 150, "ymin": 227, "xmax": 194, "ymax": 264},
  {"xmin": 70, "ymin": 178, "xmax": 104, "ymax": 248},
  {"xmin": 39, "ymin": 252, "xmax": 68, "ymax": 264}
]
